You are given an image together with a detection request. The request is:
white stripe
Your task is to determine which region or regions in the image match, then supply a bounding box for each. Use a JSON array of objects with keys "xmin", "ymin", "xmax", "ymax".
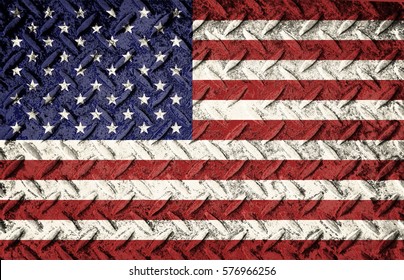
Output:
[
  {"xmin": 0, "ymin": 140, "xmax": 402, "ymax": 160},
  {"xmin": 193, "ymin": 20, "xmax": 403, "ymax": 41},
  {"xmin": 2, "ymin": 180, "xmax": 402, "ymax": 201},
  {"xmin": 1, "ymin": 220, "xmax": 402, "ymax": 241},
  {"xmin": 193, "ymin": 100, "xmax": 403, "ymax": 120},
  {"xmin": 192, "ymin": 60, "xmax": 403, "ymax": 80}
]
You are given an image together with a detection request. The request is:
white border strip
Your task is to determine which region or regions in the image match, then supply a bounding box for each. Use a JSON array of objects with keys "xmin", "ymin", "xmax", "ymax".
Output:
[{"xmin": 5, "ymin": 261, "xmax": 404, "ymax": 280}]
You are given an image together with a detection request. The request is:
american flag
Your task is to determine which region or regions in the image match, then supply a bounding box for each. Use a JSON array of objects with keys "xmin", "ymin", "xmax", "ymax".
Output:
[{"xmin": 0, "ymin": 0, "xmax": 403, "ymax": 260}]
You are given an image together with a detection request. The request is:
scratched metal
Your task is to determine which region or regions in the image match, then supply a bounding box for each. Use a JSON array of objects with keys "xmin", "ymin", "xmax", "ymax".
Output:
[{"xmin": 0, "ymin": 0, "xmax": 404, "ymax": 260}]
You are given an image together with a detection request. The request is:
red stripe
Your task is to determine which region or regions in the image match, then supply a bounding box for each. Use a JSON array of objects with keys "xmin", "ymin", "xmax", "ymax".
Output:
[
  {"xmin": 1, "ymin": 200, "xmax": 402, "ymax": 220},
  {"xmin": 193, "ymin": 80, "xmax": 404, "ymax": 100},
  {"xmin": 193, "ymin": 120, "xmax": 404, "ymax": 140},
  {"xmin": 0, "ymin": 160, "xmax": 402, "ymax": 180},
  {"xmin": 193, "ymin": 0, "xmax": 404, "ymax": 20},
  {"xmin": 193, "ymin": 40, "xmax": 404, "ymax": 61},
  {"xmin": 1, "ymin": 240, "xmax": 403, "ymax": 259},
  {"xmin": 351, "ymin": 0, "xmax": 404, "ymax": 3}
]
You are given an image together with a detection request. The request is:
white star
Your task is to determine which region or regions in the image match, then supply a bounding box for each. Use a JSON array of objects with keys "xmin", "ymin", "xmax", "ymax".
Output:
[
  {"xmin": 44, "ymin": 7, "xmax": 54, "ymax": 18},
  {"xmin": 11, "ymin": 7, "xmax": 21, "ymax": 18},
  {"xmin": 139, "ymin": 7, "xmax": 150, "ymax": 18},
  {"xmin": 92, "ymin": 24, "xmax": 102, "ymax": 33},
  {"xmin": 123, "ymin": 109, "xmax": 134, "ymax": 120},
  {"xmin": 138, "ymin": 65, "xmax": 149, "ymax": 76},
  {"xmin": 42, "ymin": 93, "xmax": 53, "ymax": 104},
  {"xmin": 171, "ymin": 93, "xmax": 182, "ymax": 105},
  {"xmin": 74, "ymin": 65, "xmax": 86, "ymax": 76},
  {"xmin": 44, "ymin": 67, "xmax": 54, "ymax": 76},
  {"xmin": 107, "ymin": 123, "xmax": 118, "ymax": 134},
  {"xmin": 27, "ymin": 80, "xmax": 38, "ymax": 91},
  {"xmin": 91, "ymin": 109, "xmax": 102, "ymax": 120},
  {"xmin": 43, "ymin": 37, "xmax": 53, "ymax": 47},
  {"xmin": 10, "ymin": 122, "xmax": 21, "ymax": 134},
  {"xmin": 171, "ymin": 36, "xmax": 182, "ymax": 47},
  {"xmin": 107, "ymin": 36, "xmax": 118, "ymax": 47},
  {"xmin": 11, "ymin": 36, "xmax": 22, "ymax": 47},
  {"xmin": 91, "ymin": 52, "xmax": 102, "ymax": 62},
  {"xmin": 173, "ymin": 8, "xmax": 181, "ymax": 18},
  {"xmin": 28, "ymin": 22, "xmax": 38, "ymax": 33},
  {"xmin": 59, "ymin": 80, "xmax": 70, "ymax": 91},
  {"xmin": 122, "ymin": 51, "xmax": 132, "ymax": 62},
  {"xmin": 76, "ymin": 7, "xmax": 85, "ymax": 18},
  {"xmin": 75, "ymin": 122, "xmax": 86, "ymax": 133},
  {"xmin": 26, "ymin": 110, "xmax": 38, "ymax": 120},
  {"xmin": 11, "ymin": 94, "xmax": 22, "ymax": 105},
  {"xmin": 154, "ymin": 22, "xmax": 164, "ymax": 33},
  {"xmin": 75, "ymin": 94, "xmax": 86, "ymax": 105},
  {"xmin": 171, "ymin": 122, "xmax": 182, "ymax": 134},
  {"xmin": 138, "ymin": 37, "xmax": 149, "ymax": 48},
  {"xmin": 124, "ymin": 24, "xmax": 134, "ymax": 33},
  {"xmin": 43, "ymin": 122, "xmax": 54, "ymax": 134},
  {"xmin": 170, "ymin": 65, "xmax": 182, "ymax": 76},
  {"xmin": 106, "ymin": 65, "xmax": 117, "ymax": 76},
  {"xmin": 154, "ymin": 51, "xmax": 166, "ymax": 62},
  {"xmin": 59, "ymin": 109, "xmax": 70, "ymax": 120},
  {"xmin": 27, "ymin": 51, "xmax": 38, "ymax": 62},
  {"xmin": 60, "ymin": 51, "xmax": 70, "ymax": 62},
  {"xmin": 154, "ymin": 109, "xmax": 166, "ymax": 120},
  {"xmin": 91, "ymin": 80, "xmax": 102, "ymax": 91},
  {"xmin": 139, "ymin": 122, "xmax": 150, "ymax": 134},
  {"xmin": 12, "ymin": 66, "xmax": 22, "ymax": 76},
  {"xmin": 138, "ymin": 94, "xmax": 149, "ymax": 105},
  {"xmin": 122, "ymin": 80, "xmax": 134, "ymax": 91},
  {"xmin": 106, "ymin": 94, "xmax": 118, "ymax": 105},
  {"xmin": 106, "ymin": 9, "xmax": 116, "ymax": 18},
  {"xmin": 58, "ymin": 22, "xmax": 69, "ymax": 33},
  {"xmin": 154, "ymin": 80, "xmax": 166, "ymax": 91},
  {"xmin": 75, "ymin": 36, "xmax": 85, "ymax": 47}
]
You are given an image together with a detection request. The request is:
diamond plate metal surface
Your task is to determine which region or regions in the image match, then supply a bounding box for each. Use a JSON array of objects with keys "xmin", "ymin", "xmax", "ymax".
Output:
[{"xmin": 0, "ymin": 0, "xmax": 403, "ymax": 260}]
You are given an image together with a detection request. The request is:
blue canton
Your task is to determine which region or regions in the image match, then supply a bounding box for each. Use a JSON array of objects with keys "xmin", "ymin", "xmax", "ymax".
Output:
[{"xmin": 0, "ymin": 0, "xmax": 192, "ymax": 140}]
